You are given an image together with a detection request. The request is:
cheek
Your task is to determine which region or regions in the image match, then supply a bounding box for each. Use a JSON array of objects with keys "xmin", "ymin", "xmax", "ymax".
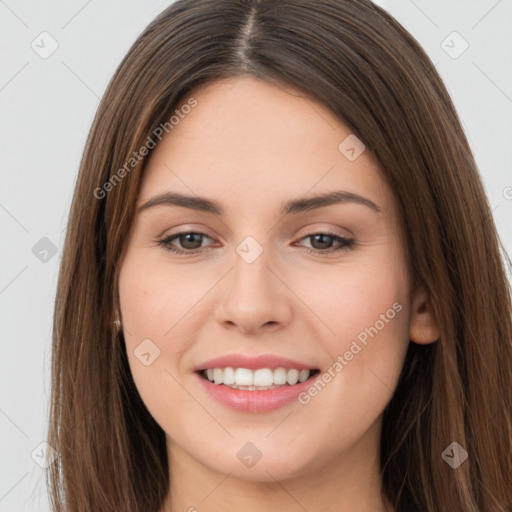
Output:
[
  {"xmin": 118, "ymin": 252, "xmax": 189, "ymax": 417},
  {"xmin": 286, "ymin": 263, "xmax": 410, "ymax": 467},
  {"xmin": 118, "ymin": 251, "xmax": 193, "ymax": 341},
  {"xmin": 293, "ymin": 246, "xmax": 411, "ymax": 401},
  {"xmin": 295, "ymin": 254, "xmax": 408, "ymax": 351}
]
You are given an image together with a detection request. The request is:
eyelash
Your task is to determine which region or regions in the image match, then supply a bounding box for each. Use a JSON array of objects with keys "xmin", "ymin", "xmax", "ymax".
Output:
[{"xmin": 156, "ymin": 231, "xmax": 354, "ymax": 256}]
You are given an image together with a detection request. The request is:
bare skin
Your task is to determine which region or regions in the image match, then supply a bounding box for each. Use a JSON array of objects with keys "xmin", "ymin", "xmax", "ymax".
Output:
[{"xmin": 117, "ymin": 76, "xmax": 439, "ymax": 512}]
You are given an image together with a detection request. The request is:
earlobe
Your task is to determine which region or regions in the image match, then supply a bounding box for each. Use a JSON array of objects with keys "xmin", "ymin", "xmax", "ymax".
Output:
[{"xmin": 409, "ymin": 286, "xmax": 440, "ymax": 344}]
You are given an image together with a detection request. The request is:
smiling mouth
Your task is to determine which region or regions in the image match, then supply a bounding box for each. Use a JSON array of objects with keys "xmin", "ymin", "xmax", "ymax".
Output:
[{"xmin": 197, "ymin": 367, "xmax": 320, "ymax": 391}]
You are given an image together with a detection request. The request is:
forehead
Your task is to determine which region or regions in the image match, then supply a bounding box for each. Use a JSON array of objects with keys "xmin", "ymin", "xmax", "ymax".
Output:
[{"xmin": 138, "ymin": 76, "xmax": 393, "ymax": 219}]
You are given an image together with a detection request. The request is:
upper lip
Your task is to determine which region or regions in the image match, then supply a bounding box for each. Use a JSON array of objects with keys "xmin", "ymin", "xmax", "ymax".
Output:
[{"xmin": 194, "ymin": 354, "xmax": 318, "ymax": 371}]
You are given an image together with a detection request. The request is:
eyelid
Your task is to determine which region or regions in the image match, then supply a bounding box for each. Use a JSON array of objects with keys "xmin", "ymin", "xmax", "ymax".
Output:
[
  {"xmin": 299, "ymin": 225, "xmax": 353, "ymax": 239},
  {"xmin": 156, "ymin": 227, "xmax": 354, "ymax": 256},
  {"xmin": 157, "ymin": 224, "xmax": 217, "ymax": 240},
  {"xmin": 158, "ymin": 223, "xmax": 352, "ymax": 241}
]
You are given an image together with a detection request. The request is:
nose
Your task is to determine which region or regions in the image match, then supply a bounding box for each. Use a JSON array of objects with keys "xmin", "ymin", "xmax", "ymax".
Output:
[{"xmin": 214, "ymin": 245, "xmax": 293, "ymax": 336}]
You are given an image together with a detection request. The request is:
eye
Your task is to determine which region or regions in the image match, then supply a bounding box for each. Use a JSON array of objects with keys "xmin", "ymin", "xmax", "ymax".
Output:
[
  {"xmin": 156, "ymin": 230, "xmax": 354, "ymax": 256},
  {"xmin": 296, "ymin": 232, "xmax": 354, "ymax": 254},
  {"xmin": 157, "ymin": 231, "xmax": 213, "ymax": 255}
]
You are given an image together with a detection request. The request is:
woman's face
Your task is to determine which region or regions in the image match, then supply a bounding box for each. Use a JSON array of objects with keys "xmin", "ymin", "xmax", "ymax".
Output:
[{"xmin": 118, "ymin": 76, "xmax": 416, "ymax": 482}]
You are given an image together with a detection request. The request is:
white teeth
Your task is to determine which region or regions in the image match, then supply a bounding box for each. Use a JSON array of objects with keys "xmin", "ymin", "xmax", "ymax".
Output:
[
  {"xmin": 213, "ymin": 368, "xmax": 223, "ymax": 385},
  {"xmin": 286, "ymin": 369, "xmax": 299, "ymax": 385},
  {"xmin": 202, "ymin": 367, "xmax": 313, "ymax": 388},
  {"xmin": 253, "ymin": 368, "xmax": 274, "ymax": 387},
  {"xmin": 223, "ymin": 367, "xmax": 235, "ymax": 385},
  {"xmin": 299, "ymin": 369, "xmax": 310, "ymax": 383},
  {"xmin": 235, "ymin": 368, "xmax": 253, "ymax": 386},
  {"xmin": 273, "ymin": 367, "xmax": 288, "ymax": 385}
]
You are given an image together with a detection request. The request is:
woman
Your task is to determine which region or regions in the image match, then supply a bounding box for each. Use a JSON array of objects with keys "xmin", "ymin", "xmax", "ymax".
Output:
[{"xmin": 48, "ymin": 1, "xmax": 512, "ymax": 511}]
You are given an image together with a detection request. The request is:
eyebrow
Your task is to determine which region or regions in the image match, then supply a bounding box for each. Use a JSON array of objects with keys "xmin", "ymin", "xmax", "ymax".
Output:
[{"xmin": 137, "ymin": 190, "xmax": 381, "ymax": 216}]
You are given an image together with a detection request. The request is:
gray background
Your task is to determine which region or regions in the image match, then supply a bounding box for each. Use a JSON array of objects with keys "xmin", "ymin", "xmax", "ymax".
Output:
[{"xmin": 1, "ymin": 0, "xmax": 511, "ymax": 510}]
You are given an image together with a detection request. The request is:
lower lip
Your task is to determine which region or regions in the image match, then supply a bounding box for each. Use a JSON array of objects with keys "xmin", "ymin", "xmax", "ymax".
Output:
[{"xmin": 195, "ymin": 372, "xmax": 316, "ymax": 413}]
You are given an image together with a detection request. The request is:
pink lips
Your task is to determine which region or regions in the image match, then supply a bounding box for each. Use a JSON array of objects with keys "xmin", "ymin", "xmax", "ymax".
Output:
[
  {"xmin": 194, "ymin": 353, "xmax": 315, "ymax": 371},
  {"xmin": 194, "ymin": 353, "xmax": 318, "ymax": 413}
]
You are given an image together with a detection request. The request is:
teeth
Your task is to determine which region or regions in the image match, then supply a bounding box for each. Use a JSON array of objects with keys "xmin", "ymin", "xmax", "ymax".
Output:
[
  {"xmin": 253, "ymin": 368, "xmax": 273, "ymax": 387},
  {"xmin": 273, "ymin": 367, "xmax": 287, "ymax": 385},
  {"xmin": 235, "ymin": 368, "xmax": 253, "ymax": 386},
  {"xmin": 223, "ymin": 367, "xmax": 235, "ymax": 385},
  {"xmin": 213, "ymin": 368, "xmax": 223, "ymax": 385},
  {"xmin": 202, "ymin": 367, "xmax": 313, "ymax": 388},
  {"xmin": 299, "ymin": 369, "xmax": 310, "ymax": 383},
  {"xmin": 286, "ymin": 369, "xmax": 299, "ymax": 385}
]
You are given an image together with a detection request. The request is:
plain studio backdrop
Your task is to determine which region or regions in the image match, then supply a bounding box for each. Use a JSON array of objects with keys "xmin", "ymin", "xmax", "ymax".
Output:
[{"xmin": 1, "ymin": 0, "xmax": 511, "ymax": 510}]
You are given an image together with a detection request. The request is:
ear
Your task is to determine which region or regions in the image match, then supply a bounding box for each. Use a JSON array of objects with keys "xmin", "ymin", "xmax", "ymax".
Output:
[{"xmin": 409, "ymin": 286, "xmax": 439, "ymax": 344}]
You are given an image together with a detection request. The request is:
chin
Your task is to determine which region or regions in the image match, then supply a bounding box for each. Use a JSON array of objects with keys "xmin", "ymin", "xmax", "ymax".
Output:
[{"xmin": 189, "ymin": 436, "xmax": 320, "ymax": 482}]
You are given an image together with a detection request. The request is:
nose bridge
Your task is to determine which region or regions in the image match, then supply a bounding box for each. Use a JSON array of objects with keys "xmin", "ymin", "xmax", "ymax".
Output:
[
  {"xmin": 215, "ymin": 233, "xmax": 291, "ymax": 332},
  {"xmin": 231, "ymin": 234, "xmax": 275, "ymax": 304}
]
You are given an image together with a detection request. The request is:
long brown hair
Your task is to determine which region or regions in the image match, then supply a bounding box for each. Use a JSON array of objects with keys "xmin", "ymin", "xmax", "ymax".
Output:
[{"xmin": 48, "ymin": 1, "xmax": 512, "ymax": 510}]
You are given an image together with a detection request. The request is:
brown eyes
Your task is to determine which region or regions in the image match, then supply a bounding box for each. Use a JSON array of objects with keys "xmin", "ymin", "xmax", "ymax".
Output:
[{"xmin": 157, "ymin": 231, "xmax": 354, "ymax": 256}]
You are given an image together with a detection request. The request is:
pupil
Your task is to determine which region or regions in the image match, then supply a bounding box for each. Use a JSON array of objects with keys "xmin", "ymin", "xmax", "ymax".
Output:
[
  {"xmin": 312, "ymin": 234, "xmax": 332, "ymax": 249},
  {"xmin": 178, "ymin": 234, "xmax": 334, "ymax": 251},
  {"xmin": 182, "ymin": 233, "xmax": 202, "ymax": 249}
]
